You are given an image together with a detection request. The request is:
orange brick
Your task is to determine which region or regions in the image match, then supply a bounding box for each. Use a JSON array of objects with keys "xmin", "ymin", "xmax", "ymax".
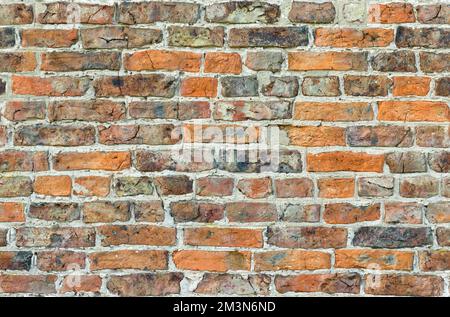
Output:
[
  {"xmin": 294, "ymin": 102, "xmax": 373, "ymax": 121},
  {"xmin": 124, "ymin": 50, "xmax": 201, "ymax": 72},
  {"xmin": 89, "ymin": 250, "xmax": 167, "ymax": 270},
  {"xmin": 307, "ymin": 151, "xmax": 385, "ymax": 172},
  {"xmin": 181, "ymin": 77, "xmax": 218, "ymax": 97},
  {"xmin": 378, "ymin": 101, "xmax": 449, "ymax": 122},
  {"xmin": 315, "ymin": 28, "xmax": 394, "ymax": 47},
  {"xmin": 204, "ymin": 52, "xmax": 242, "ymax": 74},
  {"xmin": 34, "ymin": 176, "xmax": 72, "ymax": 196},
  {"xmin": 393, "ymin": 77, "xmax": 431, "ymax": 96},
  {"xmin": 284, "ymin": 126, "xmax": 346, "ymax": 147},
  {"xmin": 74, "ymin": 176, "xmax": 111, "ymax": 197},
  {"xmin": 12, "ymin": 76, "xmax": 89, "ymax": 96},
  {"xmin": 318, "ymin": 178, "xmax": 355, "ymax": 198},
  {"xmin": 53, "ymin": 152, "xmax": 131, "ymax": 171},
  {"xmin": 21, "ymin": 29, "xmax": 78, "ymax": 48},
  {"xmin": 288, "ymin": 51, "xmax": 367, "ymax": 71},
  {"xmin": 173, "ymin": 250, "xmax": 251, "ymax": 272},
  {"xmin": 184, "ymin": 227, "xmax": 263, "ymax": 248}
]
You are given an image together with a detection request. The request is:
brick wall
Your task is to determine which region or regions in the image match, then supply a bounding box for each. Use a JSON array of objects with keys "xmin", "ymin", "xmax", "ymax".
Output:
[{"xmin": 0, "ymin": 0, "xmax": 449, "ymax": 296}]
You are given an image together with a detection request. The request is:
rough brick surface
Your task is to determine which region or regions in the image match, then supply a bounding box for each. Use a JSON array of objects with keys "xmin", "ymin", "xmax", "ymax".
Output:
[{"xmin": 0, "ymin": 0, "xmax": 448, "ymax": 298}]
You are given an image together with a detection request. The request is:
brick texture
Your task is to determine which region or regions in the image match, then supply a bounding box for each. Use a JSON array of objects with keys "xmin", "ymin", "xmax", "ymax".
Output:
[{"xmin": 0, "ymin": 0, "xmax": 448, "ymax": 297}]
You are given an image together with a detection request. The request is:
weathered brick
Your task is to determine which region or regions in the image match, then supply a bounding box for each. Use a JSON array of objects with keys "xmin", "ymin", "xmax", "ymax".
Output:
[
  {"xmin": 357, "ymin": 177, "xmax": 394, "ymax": 197},
  {"xmin": 32, "ymin": 202, "xmax": 77, "ymax": 224},
  {"xmin": 400, "ymin": 176, "xmax": 439, "ymax": 198},
  {"xmin": 0, "ymin": 275, "xmax": 56, "ymax": 294},
  {"xmin": 0, "ymin": 28, "xmax": 15, "ymax": 48},
  {"xmin": 12, "ymin": 76, "xmax": 90, "ymax": 97},
  {"xmin": 168, "ymin": 26, "xmax": 224, "ymax": 47},
  {"xmin": 221, "ymin": 76, "xmax": 258, "ymax": 97},
  {"xmin": 115, "ymin": 177, "xmax": 153, "ymax": 196},
  {"xmin": 107, "ymin": 273, "xmax": 183, "ymax": 296},
  {"xmin": 214, "ymin": 100, "xmax": 291, "ymax": 121},
  {"xmin": 21, "ymin": 29, "xmax": 78, "ymax": 48},
  {"xmin": 428, "ymin": 151, "xmax": 450, "ymax": 173},
  {"xmin": 195, "ymin": 274, "xmax": 270, "ymax": 295},
  {"xmin": 0, "ymin": 151, "xmax": 48, "ymax": 172},
  {"xmin": 53, "ymin": 152, "xmax": 131, "ymax": 171},
  {"xmin": 14, "ymin": 125, "xmax": 95, "ymax": 146},
  {"xmin": 206, "ymin": 2, "xmax": 279, "ymax": 23},
  {"xmin": 196, "ymin": 177, "xmax": 233, "ymax": 197},
  {"xmin": 0, "ymin": 4, "xmax": 33, "ymax": 25},
  {"xmin": 37, "ymin": 2, "xmax": 113, "ymax": 24},
  {"xmin": 237, "ymin": 178, "xmax": 272, "ymax": 199},
  {"xmin": 98, "ymin": 225, "xmax": 175, "ymax": 246},
  {"xmin": 289, "ymin": 51, "xmax": 367, "ymax": 71},
  {"xmin": 16, "ymin": 227, "xmax": 95, "ymax": 248},
  {"xmin": 83, "ymin": 201, "xmax": 131, "ymax": 223},
  {"xmin": 302, "ymin": 76, "xmax": 340, "ymax": 97},
  {"xmin": 386, "ymin": 152, "xmax": 427, "ymax": 173},
  {"xmin": 384, "ymin": 202, "xmax": 422, "ymax": 224},
  {"xmin": 282, "ymin": 204, "xmax": 320, "ymax": 223},
  {"xmin": 262, "ymin": 76, "xmax": 298, "ymax": 98},
  {"xmin": 124, "ymin": 50, "xmax": 201, "ymax": 72},
  {"xmin": 90, "ymin": 250, "xmax": 167, "ymax": 270},
  {"xmin": 426, "ymin": 202, "xmax": 450, "ymax": 223},
  {"xmin": 60, "ymin": 275, "xmax": 101, "ymax": 294},
  {"xmin": 37, "ymin": 251, "xmax": 85, "ymax": 271},
  {"xmin": 130, "ymin": 101, "xmax": 210, "ymax": 120},
  {"xmin": 267, "ymin": 226, "xmax": 347, "ymax": 248},
  {"xmin": 0, "ymin": 229, "xmax": 6, "ymax": 246},
  {"xmin": 365, "ymin": 274, "xmax": 443, "ymax": 297},
  {"xmin": 3, "ymin": 101, "xmax": 46, "ymax": 121},
  {"xmin": 135, "ymin": 201, "xmax": 165, "ymax": 222},
  {"xmin": 154, "ymin": 176, "xmax": 193, "ymax": 196},
  {"xmin": 118, "ymin": 2, "xmax": 199, "ymax": 24},
  {"xmin": 435, "ymin": 77, "xmax": 450, "ymax": 96},
  {"xmin": 41, "ymin": 52, "xmax": 120, "ymax": 71},
  {"xmin": 274, "ymin": 178, "xmax": 314, "ymax": 198},
  {"xmin": 184, "ymin": 227, "xmax": 263, "ymax": 248},
  {"xmin": 336, "ymin": 249, "xmax": 414, "ymax": 270},
  {"xmin": 289, "ymin": 2, "xmax": 335, "ymax": 23},
  {"xmin": 437, "ymin": 228, "xmax": 450, "ymax": 246},
  {"xmin": 255, "ymin": 250, "xmax": 330, "ymax": 271},
  {"xmin": 324, "ymin": 203, "xmax": 380, "ymax": 224},
  {"xmin": 396, "ymin": 27, "xmax": 450, "ymax": 48},
  {"xmin": 81, "ymin": 27, "xmax": 162, "ymax": 49},
  {"xmin": 99, "ymin": 124, "xmax": 179, "ymax": 145},
  {"xmin": 371, "ymin": 51, "xmax": 416, "ymax": 72},
  {"xmin": 294, "ymin": 102, "xmax": 373, "ymax": 121},
  {"xmin": 49, "ymin": 100, "xmax": 126, "ymax": 122},
  {"xmin": 0, "ymin": 252, "xmax": 26, "ymax": 271},
  {"xmin": 417, "ymin": 4, "xmax": 450, "ymax": 24},
  {"xmin": 307, "ymin": 151, "xmax": 384, "ymax": 172},
  {"xmin": 0, "ymin": 52, "xmax": 37, "ymax": 72},
  {"xmin": 315, "ymin": 28, "xmax": 394, "ymax": 47},
  {"xmin": 170, "ymin": 201, "xmax": 224, "ymax": 223},
  {"xmin": 378, "ymin": 101, "xmax": 449, "ymax": 122},
  {"xmin": 275, "ymin": 273, "xmax": 360, "ymax": 294},
  {"xmin": 94, "ymin": 75, "xmax": 176, "ymax": 98},
  {"xmin": 229, "ymin": 27, "xmax": 309, "ymax": 47},
  {"xmin": 226, "ymin": 202, "xmax": 277, "ymax": 222},
  {"xmin": 353, "ymin": 227, "xmax": 432, "ymax": 248},
  {"xmin": 0, "ymin": 177, "xmax": 32, "ymax": 197},
  {"xmin": 74, "ymin": 176, "xmax": 111, "ymax": 197},
  {"xmin": 419, "ymin": 250, "xmax": 450, "ymax": 271},
  {"xmin": 344, "ymin": 75, "xmax": 391, "ymax": 96},
  {"xmin": 420, "ymin": 52, "xmax": 450, "ymax": 73},
  {"xmin": 245, "ymin": 51, "xmax": 283, "ymax": 72},
  {"xmin": 173, "ymin": 250, "xmax": 250, "ymax": 272},
  {"xmin": 347, "ymin": 126, "xmax": 413, "ymax": 147}
]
